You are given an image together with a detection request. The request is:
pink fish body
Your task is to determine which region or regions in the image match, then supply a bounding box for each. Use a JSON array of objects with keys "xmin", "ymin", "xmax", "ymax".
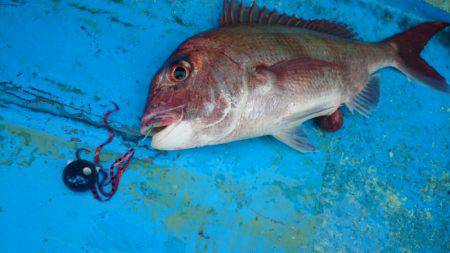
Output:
[{"xmin": 140, "ymin": 1, "xmax": 449, "ymax": 152}]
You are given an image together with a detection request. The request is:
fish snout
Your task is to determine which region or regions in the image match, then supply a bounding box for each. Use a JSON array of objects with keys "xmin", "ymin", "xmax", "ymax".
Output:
[{"xmin": 140, "ymin": 105, "xmax": 185, "ymax": 135}]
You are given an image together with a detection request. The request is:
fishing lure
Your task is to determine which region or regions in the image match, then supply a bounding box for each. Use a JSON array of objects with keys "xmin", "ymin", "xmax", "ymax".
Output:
[{"xmin": 62, "ymin": 103, "xmax": 151, "ymax": 201}]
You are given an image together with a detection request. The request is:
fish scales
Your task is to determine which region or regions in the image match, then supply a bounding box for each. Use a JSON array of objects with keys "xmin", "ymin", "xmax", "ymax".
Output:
[{"xmin": 139, "ymin": 1, "xmax": 449, "ymax": 152}]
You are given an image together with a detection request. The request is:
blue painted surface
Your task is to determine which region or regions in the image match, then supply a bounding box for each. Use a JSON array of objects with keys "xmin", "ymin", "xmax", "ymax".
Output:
[{"xmin": 0, "ymin": 0, "xmax": 449, "ymax": 252}]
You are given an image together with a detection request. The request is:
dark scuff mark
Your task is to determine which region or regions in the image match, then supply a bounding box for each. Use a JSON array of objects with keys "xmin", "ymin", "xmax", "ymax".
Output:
[
  {"xmin": 110, "ymin": 16, "xmax": 134, "ymax": 27},
  {"xmin": 141, "ymin": 9, "xmax": 155, "ymax": 19},
  {"xmin": 172, "ymin": 15, "xmax": 188, "ymax": 27},
  {"xmin": 198, "ymin": 230, "xmax": 210, "ymax": 239},
  {"xmin": 95, "ymin": 49, "xmax": 102, "ymax": 56},
  {"xmin": 397, "ymin": 16, "xmax": 413, "ymax": 31},
  {"xmin": 62, "ymin": 126, "xmax": 82, "ymax": 135},
  {"xmin": 29, "ymin": 86, "xmax": 52, "ymax": 96},
  {"xmin": 250, "ymin": 208, "xmax": 285, "ymax": 225},
  {"xmin": 80, "ymin": 25, "xmax": 92, "ymax": 37},
  {"xmin": 70, "ymin": 137, "xmax": 81, "ymax": 142},
  {"xmin": 80, "ymin": 25, "xmax": 101, "ymax": 56},
  {"xmin": 67, "ymin": 3, "xmax": 110, "ymax": 15},
  {"xmin": 42, "ymin": 77, "xmax": 84, "ymax": 95},
  {"xmin": 383, "ymin": 10, "xmax": 393, "ymax": 24},
  {"xmin": 82, "ymin": 19, "xmax": 98, "ymax": 30},
  {"xmin": 0, "ymin": 0, "xmax": 26, "ymax": 7},
  {"xmin": 115, "ymin": 46, "xmax": 127, "ymax": 54},
  {"xmin": 0, "ymin": 81, "xmax": 141, "ymax": 142}
]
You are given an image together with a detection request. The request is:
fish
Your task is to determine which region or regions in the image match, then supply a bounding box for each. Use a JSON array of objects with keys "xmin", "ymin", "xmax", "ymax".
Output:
[{"xmin": 140, "ymin": 0, "xmax": 449, "ymax": 152}]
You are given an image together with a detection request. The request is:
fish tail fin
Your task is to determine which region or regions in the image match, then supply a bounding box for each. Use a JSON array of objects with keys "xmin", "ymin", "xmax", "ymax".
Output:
[{"xmin": 385, "ymin": 22, "xmax": 449, "ymax": 93}]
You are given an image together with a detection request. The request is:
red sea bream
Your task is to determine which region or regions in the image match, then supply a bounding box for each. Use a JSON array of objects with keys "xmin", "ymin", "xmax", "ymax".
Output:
[{"xmin": 140, "ymin": 0, "xmax": 449, "ymax": 152}]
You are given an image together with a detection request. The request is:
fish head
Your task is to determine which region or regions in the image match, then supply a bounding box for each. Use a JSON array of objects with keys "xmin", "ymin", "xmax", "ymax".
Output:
[{"xmin": 140, "ymin": 34, "xmax": 242, "ymax": 150}]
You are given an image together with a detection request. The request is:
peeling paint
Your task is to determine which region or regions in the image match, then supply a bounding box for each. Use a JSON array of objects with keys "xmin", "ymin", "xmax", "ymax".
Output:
[
  {"xmin": 124, "ymin": 165, "xmax": 320, "ymax": 250},
  {"xmin": 42, "ymin": 77, "xmax": 84, "ymax": 95},
  {"xmin": 0, "ymin": 120, "xmax": 151, "ymax": 168}
]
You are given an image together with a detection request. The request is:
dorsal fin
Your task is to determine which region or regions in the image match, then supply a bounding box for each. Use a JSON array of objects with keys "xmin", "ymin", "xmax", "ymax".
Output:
[{"xmin": 220, "ymin": 0, "xmax": 358, "ymax": 40}]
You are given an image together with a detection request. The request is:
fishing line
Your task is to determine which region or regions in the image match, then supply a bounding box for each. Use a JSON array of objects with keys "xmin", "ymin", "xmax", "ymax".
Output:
[{"xmin": 62, "ymin": 102, "xmax": 154, "ymax": 202}]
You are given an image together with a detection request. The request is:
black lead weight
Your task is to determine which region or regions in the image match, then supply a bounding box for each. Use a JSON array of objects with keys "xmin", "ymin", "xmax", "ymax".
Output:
[
  {"xmin": 62, "ymin": 104, "xmax": 136, "ymax": 201},
  {"xmin": 63, "ymin": 159, "xmax": 98, "ymax": 192}
]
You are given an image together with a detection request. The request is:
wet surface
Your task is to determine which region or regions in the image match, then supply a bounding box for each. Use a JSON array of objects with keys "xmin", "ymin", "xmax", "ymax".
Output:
[{"xmin": 0, "ymin": 0, "xmax": 449, "ymax": 252}]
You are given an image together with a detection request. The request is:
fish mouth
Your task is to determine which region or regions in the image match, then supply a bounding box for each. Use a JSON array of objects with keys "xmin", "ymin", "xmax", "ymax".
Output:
[
  {"xmin": 140, "ymin": 114, "xmax": 179, "ymax": 136},
  {"xmin": 140, "ymin": 105, "xmax": 185, "ymax": 136}
]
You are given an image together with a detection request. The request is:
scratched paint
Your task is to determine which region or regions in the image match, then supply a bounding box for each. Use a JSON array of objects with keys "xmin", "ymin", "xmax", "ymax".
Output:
[{"xmin": 0, "ymin": 0, "xmax": 449, "ymax": 252}]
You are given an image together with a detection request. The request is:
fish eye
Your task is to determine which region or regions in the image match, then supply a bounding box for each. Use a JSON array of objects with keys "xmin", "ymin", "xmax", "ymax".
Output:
[{"xmin": 168, "ymin": 60, "xmax": 191, "ymax": 83}]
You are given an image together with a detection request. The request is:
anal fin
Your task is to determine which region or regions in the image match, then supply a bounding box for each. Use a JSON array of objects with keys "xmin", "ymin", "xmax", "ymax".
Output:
[
  {"xmin": 273, "ymin": 125, "xmax": 316, "ymax": 153},
  {"xmin": 346, "ymin": 75, "xmax": 380, "ymax": 117}
]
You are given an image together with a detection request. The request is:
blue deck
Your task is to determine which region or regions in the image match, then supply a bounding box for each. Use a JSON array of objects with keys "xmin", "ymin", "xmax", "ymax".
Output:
[{"xmin": 0, "ymin": 0, "xmax": 449, "ymax": 252}]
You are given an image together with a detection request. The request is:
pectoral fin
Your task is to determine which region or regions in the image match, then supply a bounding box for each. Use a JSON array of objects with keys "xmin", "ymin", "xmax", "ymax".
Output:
[
  {"xmin": 258, "ymin": 57, "xmax": 344, "ymax": 87},
  {"xmin": 273, "ymin": 125, "xmax": 316, "ymax": 153}
]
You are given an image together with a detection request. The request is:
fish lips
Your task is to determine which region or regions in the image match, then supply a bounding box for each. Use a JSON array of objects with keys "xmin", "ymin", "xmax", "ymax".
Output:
[{"xmin": 140, "ymin": 106, "xmax": 184, "ymax": 136}]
